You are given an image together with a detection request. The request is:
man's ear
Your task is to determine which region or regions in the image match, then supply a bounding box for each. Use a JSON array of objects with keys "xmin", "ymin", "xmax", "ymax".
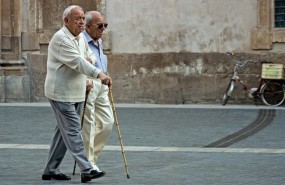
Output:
[
  {"xmin": 64, "ymin": 17, "xmax": 69, "ymax": 24},
  {"xmin": 85, "ymin": 23, "xmax": 91, "ymax": 29}
]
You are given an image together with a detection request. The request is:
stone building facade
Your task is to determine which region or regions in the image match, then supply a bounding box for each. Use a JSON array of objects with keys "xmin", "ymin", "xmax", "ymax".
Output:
[{"xmin": 1, "ymin": 0, "xmax": 285, "ymax": 104}]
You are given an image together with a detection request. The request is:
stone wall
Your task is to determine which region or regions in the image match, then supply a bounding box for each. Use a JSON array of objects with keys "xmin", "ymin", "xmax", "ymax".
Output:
[{"xmin": 108, "ymin": 52, "xmax": 285, "ymax": 104}]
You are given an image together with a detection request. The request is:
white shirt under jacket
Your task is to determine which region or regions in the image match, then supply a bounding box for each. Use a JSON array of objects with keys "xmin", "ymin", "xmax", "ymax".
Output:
[{"xmin": 44, "ymin": 26, "xmax": 101, "ymax": 102}]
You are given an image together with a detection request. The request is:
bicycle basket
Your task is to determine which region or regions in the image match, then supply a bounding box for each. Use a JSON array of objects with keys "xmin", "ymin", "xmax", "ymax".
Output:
[{"xmin": 261, "ymin": 64, "xmax": 285, "ymax": 79}]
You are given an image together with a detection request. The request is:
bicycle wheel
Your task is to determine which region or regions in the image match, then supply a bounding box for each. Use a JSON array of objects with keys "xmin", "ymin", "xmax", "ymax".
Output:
[
  {"xmin": 221, "ymin": 80, "xmax": 235, "ymax": 106},
  {"xmin": 260, "ymin": 81, "xmax": 285, "ymax": 106}
]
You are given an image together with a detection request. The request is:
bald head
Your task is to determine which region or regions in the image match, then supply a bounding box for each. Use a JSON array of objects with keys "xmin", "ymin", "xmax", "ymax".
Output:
[
  {"xmin": 85, "ymin": 11, "xmax": 103, "ymax": 24},
  {"xmin": 84, "ymin": 11, "xmax": 107, "ymax": 41},
  {"xmin": 62, "ymin": 5, "xmax": 83, "ymax": 23},
  {"xmin": 62, "ymin": 5, "xmax": 85, "ymax": 36}
]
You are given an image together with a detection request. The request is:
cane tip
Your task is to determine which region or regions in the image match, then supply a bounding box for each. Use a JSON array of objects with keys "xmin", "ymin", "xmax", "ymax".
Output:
[{"xmin": 127, "ymin": 174, "xmax": 130, "ymax": 179}]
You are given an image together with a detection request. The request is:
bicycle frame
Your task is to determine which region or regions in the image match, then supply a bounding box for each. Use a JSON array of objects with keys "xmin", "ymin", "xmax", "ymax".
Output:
[
  {"xmin": 229, "ymin": 74, "xmax": 270, "ymax": 99},
  {"xmin": 225, "ymin": 60, "xmax": 257, "ymax": 97}
]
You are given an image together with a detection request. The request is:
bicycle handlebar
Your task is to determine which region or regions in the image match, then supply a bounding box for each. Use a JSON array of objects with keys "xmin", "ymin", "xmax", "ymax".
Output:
[
  {"xmin": 226, "ymin": 52, "xmax": 274, "ymax": 74},
  {"xmin": 235, "ymin": 60, "xmax": 255, "ymax": 66},
  {"xmin": 232, "ymin": 60, "xmax": 258, "ymax": 73},
  {"xmin": 234, "ymin": 59, "xmax": 273, "ymax": 67},
  {"xmin": 226, "ymin": 52, "xmax": 272, "ymax": 65}
]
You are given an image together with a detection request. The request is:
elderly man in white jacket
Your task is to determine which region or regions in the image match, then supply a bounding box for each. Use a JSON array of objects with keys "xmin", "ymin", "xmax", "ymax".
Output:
[{"xmin": 42, "ymin": 5, "xmax": 111, "ymax": 183}]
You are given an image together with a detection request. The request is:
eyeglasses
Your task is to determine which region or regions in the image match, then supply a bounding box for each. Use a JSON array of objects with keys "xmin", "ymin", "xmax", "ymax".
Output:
[
  {"xmin": 71, "ymin": 16, "xmax": 85, "ymax": 22},
  {"xmin": 96, "ymin": 23, "xmax": 108, "ymax": 29}
]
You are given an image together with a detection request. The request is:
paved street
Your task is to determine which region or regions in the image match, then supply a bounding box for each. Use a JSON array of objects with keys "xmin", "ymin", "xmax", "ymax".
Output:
[{"xmin": 0, "ymin": 103, "xmax": 284, "ymax": 185}]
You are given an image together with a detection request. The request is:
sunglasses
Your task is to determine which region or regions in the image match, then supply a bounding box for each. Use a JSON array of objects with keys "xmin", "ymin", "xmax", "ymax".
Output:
[{"xmin": 97, "ymin": 23, "xmax": 108, "ymax": 29}]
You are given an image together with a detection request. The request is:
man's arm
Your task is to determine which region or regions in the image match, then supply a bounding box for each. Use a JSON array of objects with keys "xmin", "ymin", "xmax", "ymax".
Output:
[{"xmin": 54, "ymin": 35, "xmax": 102, "ymax": 78}]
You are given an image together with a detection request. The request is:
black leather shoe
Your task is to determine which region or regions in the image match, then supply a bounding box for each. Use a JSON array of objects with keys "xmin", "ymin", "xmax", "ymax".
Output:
[
  {"xmin": 42, "ymin": 173, "xmax": 71, "ymax": 180},
  {"xmin": 91, "ymin": 169, "xmax": 105, "ymax": 179},
  {"xmin": 81, "ymin": 170, "xmax": 106, "ymax": 183}
]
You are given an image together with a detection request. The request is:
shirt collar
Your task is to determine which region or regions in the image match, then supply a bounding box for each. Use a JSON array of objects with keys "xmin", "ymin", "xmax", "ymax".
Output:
[
  {"xmin": 83, "ymin": 30, "xmax": 93, "ymax": 43},
  {"xmin": 83, "ymin": 30, "xmax": 102, "ymax": 46},
  {"xmin": 62, "ymin": 26, "xmax": 82, "ymax": 41}
]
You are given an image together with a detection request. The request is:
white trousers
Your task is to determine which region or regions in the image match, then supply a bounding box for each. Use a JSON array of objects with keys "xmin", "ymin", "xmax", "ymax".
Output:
[{"xmin": 82, "ymin": 79, "xmax": 114, "ymax": 165}]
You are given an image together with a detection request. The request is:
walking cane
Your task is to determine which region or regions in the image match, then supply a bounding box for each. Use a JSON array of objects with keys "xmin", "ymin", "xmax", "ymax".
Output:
[
  {"xmin": 72, "ymin": 90, "xmax": 90, "ymax": 175},
  {"xmin": 109, "ymin": 90, "xmax": 130, "ymax": 179}
]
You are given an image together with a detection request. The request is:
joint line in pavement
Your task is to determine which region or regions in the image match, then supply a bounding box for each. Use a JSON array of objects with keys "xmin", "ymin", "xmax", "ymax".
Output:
[{"xmin": 0, "ymin": 144, "xmax": 284, "ymax": 154}]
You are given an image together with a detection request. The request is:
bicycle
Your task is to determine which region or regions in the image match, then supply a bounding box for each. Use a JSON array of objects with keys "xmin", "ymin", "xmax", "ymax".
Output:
[{"xmin": 221, "ymin": 53, "xmax": 285, "ymax": 106}]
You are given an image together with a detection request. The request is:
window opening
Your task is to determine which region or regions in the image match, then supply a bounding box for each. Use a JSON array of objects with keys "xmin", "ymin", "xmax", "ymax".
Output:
[{"xmin": 275, "ymin": 0, "xmax": 285, "ymax": 27}]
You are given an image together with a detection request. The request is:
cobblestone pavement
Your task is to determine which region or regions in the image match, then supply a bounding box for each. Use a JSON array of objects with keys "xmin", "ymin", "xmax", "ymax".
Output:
[{"xmin": 0, "ymin": 103, "xmax": 284, "ymax": 185}]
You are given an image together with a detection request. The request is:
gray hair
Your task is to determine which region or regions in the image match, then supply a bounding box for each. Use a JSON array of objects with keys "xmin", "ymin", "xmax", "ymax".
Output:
[
  {"xmin": 85, "ymin": 11, "xmax": 93, "ymax": 24},
  {"xmin": 85, "ymin": 11, "xmax": 103, "ymax": 25},
  {"xmin": 62, "ymin": 5, "xmax": 83, "ymax": 22}
]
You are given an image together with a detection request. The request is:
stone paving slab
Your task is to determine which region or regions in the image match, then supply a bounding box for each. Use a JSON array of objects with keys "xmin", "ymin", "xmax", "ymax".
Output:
[{"xmin": 0, "ymin": 104, "xmax": 284, "ymax": 185}]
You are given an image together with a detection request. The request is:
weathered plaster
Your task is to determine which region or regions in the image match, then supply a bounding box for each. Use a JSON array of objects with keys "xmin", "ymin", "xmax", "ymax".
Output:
[{"xmin": 107, "ymin": 0, "xmax": 257, "ymax": 53}]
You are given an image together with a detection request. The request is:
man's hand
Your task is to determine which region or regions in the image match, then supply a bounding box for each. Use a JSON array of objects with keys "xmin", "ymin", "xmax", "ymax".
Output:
[
  {"xmin": 86, "ymin": 57, "xmax": 92, "ymax": 64},
  {"xmin": 86, "ymin": 80, "xmax": 93, "ymax": 93},
  {"xmin": 98, "ymin": 72, "xmax": 112, "ymax": 89}
]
